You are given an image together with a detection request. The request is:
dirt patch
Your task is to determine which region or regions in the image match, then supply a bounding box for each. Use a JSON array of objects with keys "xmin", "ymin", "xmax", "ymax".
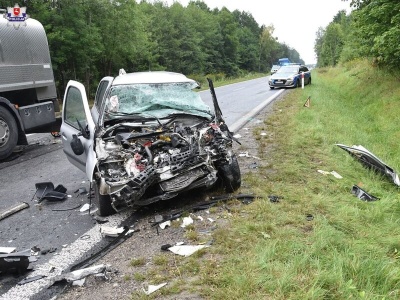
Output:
[{"xmin": 56, "ymin": 93, "xmax": 286, "ymax": 300}]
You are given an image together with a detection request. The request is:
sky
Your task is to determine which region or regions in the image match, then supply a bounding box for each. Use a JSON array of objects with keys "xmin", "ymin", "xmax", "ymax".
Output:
[{"xmin": 163, "ymin": 0, "xmax": 352, "ymax": 64}]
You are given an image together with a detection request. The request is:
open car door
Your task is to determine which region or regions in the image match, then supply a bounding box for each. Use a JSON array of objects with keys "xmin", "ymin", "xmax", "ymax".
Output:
[{"xmin": 61, "ymin": 80, "xmax": 97, "ymax": 181}]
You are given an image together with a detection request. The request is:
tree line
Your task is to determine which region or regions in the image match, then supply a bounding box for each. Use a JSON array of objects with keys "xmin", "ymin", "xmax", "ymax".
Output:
[
  {"xmin": 315, "ymin": 0, "xmax": 400, "ymax": 70},
  {"xmin": 0, "ymin": 0, "xmax": 303, "ymax": 99}
]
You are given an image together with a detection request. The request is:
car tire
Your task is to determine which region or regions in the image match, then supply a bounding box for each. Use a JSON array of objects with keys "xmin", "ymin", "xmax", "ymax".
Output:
[
  {"xmin": 218, "ymin": 154, "xmax": 241, "ymax": 193},
  {"xmin": 309, "ymin": 77, "xmax": 312, "ymax": 85},
  {"xmin": 0, "ymin": 106, "xmax": 18, "ymax": 160},
  {"xmin": 270, "ymin": 86, "xmax": 274, "ymax": 90},
  {"xmin": 296, "ymin": 79, "xmax": 301, "ymax": 88},
  {"xmin": 93, "ymin": 180, "xmax": 116, "ymax": 216}
]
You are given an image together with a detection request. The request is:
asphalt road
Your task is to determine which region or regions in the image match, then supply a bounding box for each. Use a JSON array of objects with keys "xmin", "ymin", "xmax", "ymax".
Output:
[{"xmin": 0, "ymin": 75, "xmax": 284, "ymax": 299}]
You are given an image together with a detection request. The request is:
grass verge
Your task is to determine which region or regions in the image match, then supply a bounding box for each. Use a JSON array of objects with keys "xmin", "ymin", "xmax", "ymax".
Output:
[{"xmin": 194, "ymin": 59, "xmax": 400, "ymax": 299}]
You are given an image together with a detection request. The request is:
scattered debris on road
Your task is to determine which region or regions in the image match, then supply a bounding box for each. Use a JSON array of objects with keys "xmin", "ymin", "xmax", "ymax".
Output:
[
  {"xmin": 17, "ymin": 274, "xmax": 47, "ymax": 285},
  {"xmin": 0, "ymin": 249, "xmax": 32, "ymax": 274},
  {"xmin": 100, "ymin": 226, "xmax": 126, "ymax": 237},
  {"xmin": 0, "ymin": 202, "xmax": 29, "ymax": 221},
  {"xmin": 52, "ymin": 264, "xmax": 110, "ymax": 285},
  {"xmin": 0, "ymin": 247, "xmax": 16, "ymax": 254},
  {"xmin": 33, "ymin": 182, "xmax": 68, "ymax": 203},
  {"xmin": 180, "ymin": 216, "xmax": 194, "ymax": 228}
]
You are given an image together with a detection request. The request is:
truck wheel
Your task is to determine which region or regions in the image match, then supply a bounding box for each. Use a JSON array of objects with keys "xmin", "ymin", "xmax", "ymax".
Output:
[
  {"xmin": 0, "ymin": 107, "xmax": 18, "ymax": 160},
  {"xmin": 93, "ymin": 180, "xmax": 116, "ymax": 217},
  {"xmin": 218, "ymin": 155, "xmax": 241, "ymax": 193}
]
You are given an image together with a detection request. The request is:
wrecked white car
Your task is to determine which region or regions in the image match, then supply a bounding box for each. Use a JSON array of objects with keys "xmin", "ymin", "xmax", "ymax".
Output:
[{"xmin": 61, "ymin": 70, "xmax": 241, "ymax": 216}]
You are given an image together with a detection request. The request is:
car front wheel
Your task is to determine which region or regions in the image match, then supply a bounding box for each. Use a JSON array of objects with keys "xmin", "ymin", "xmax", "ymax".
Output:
[
  {"xmin": 218, "ymin": 154, "xmax": 241, "ymax": 192},
  {"xmin": 93, "ymin": 180, "xmax": 116, "ymax": 216}
]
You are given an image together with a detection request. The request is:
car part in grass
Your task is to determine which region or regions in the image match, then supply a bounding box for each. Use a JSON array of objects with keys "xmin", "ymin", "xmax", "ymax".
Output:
[
  {"xmin": 351, "ymin": 185, "xmax": 380, "ymax": 202},
  {"xmin": 336, "ymin": 143, "xmax": 400, "ymax": 186}
]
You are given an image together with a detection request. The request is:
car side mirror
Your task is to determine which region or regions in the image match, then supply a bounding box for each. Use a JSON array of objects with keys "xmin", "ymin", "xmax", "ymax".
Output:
[
  {"xmin": 71, "ymin": 134, "xmax": 85, "ymax": 155},
  {"xmin": 76, "ymin": 119, "xmax": 90, "ymax": 139}
]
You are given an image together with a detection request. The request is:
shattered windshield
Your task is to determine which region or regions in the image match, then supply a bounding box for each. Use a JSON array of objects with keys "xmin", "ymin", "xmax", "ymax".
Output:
[{"xmin": 104, "ymin": 83, "xmax": 212, "ymax": 120}]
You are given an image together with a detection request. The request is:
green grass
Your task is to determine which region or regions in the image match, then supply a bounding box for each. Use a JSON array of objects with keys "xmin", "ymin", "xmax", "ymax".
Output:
[{"xmin": 192, "ymin": 59, "xmax": 400, "ymax": 299}]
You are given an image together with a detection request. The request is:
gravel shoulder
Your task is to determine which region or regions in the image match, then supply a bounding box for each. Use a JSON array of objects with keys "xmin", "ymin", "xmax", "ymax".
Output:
[{"xmin": 56, "ymin": 92, "xmax": 286, "ymax": 300}]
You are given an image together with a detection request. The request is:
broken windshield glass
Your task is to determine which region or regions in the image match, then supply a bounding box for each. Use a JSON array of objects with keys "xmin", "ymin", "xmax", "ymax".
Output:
[{"xmin": 104, "ymin": 83, "xmax": 212, "ymax": 120}]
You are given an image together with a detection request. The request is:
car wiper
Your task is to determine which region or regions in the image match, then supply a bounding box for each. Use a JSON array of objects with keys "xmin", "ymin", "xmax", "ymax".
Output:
[
  {"xmin": 106, "ymin": 111, "xmax": 165, "ymax": 128},
  {"xmin": 105, "ymin": 111, "xmax": 150, "ymax": 120}
]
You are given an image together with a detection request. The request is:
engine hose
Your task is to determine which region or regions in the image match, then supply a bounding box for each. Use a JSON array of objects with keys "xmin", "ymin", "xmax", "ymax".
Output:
[{"xmin": 145, "ymin": 145, "xmax": 153, "ymax": 164}]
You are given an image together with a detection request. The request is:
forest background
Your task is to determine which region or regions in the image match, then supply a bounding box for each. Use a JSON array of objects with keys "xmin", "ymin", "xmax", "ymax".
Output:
[{"xmin": 0, "ymin": 0, "xmax": 398, "ymax": 98}]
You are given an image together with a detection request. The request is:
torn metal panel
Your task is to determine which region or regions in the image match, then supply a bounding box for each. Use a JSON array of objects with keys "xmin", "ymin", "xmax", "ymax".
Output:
[{"xmin": 336, "ymin": 144, "xmax": 400, "ymax": 186}]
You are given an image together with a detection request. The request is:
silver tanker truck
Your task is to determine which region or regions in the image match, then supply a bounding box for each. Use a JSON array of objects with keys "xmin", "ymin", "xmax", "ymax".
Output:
[{"xmin": 0, "ymin": 15, "xmax": 60, "ymax": 160}]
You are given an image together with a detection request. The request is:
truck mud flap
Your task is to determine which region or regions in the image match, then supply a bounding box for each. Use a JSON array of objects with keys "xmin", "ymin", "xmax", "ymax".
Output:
[{"xmin": 18, "ymin": 101, "xmax": 56, "ymax": 131}]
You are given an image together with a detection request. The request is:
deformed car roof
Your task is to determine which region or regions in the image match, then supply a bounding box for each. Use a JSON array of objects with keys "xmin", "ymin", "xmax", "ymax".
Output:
[{"xmin": 112, "ymin": 71, "xmax": 197, "ymax": 85}]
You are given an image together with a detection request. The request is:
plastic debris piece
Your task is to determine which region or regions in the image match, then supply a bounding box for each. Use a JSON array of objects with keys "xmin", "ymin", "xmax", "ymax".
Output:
[
  {"xmin": 306, "ymin": 214, "xmax": 314, "ymax": 221},
  {"xmin": 260, "ymin": 132, "xmax": 267, "ymax": 136},
  {"xmin": 78, "ymin": 187, "xmax": 88, "ymax": 195},
  {"xmin": 238, "ymin": 151, "xmax": 260, "ymax": 160},
  {"xmin": 72, "ymin": 278, "xmax": 86, "ymax": 286},
  {"xmin": 154, "ymin": 215, "xmax": 163, "ymax": 223},
  {"xmin": 143, "ymin": 282, "xmax": 167, "ymax": 295},
  {"xmin": 330, "ymin": 171, "xmax": 343, "ymax": 179},
  {"xmin": 249, "ymin": 162, "xmax": 258, "ymax": 169},
  {"xmin": 0, "ymin": 249, "xmax": 31, "ymax": 273},
  {"xmin": 180, "ymin": 216, "xmax": 194, "ymax": 228},
  {"xmin": 268, "ymin": 195, "xmax": 283, "ymax": 203},
  {"xmin": 80, "ymin": 203, "xmax": 90, "ymax": 212},
  {"xmin": 54, "ymin": 264, "xmax": 108, "ymax": 283},
  {"xmin": 317, "ymin": 170, "xmax": 343, "ymax": 179},
  {"xmin": 100, "ymin": 226, "xmax": 125, "ymax": 237},
  {"xmin": 207, "ymin": 218, "xmax": 215, "ymax": 223},
  {"xmin": 197, "ymin": 215, "xmax": 204, "ymax": 221},
  {"xmin": 261, "ymin": 232, "xmax": 271, "ymax": 239},
  {"xmin": 159, "ymin": 221, "xmax": 171, "ymax": 229},
  {"xmin": 17, "ymin": 274, "xmax": 47, "ymax": 285},
  {"xmin": 351, "ymin": 185, "xmax": 380, "ymax": 202},
  {"xmin": 168, "ymin": 245, "xmax": 209, "ymax": 257},
  {"xmin": 0, "ymin": 247, "xmax": 16, "ymax": 254},
  {"xmin": 233, "ymin": 134, "xmax": 241, "ymax": 139},
  {"xmin": 161, "ymin": 244, "xmax": 172, "ymax": 251}
]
